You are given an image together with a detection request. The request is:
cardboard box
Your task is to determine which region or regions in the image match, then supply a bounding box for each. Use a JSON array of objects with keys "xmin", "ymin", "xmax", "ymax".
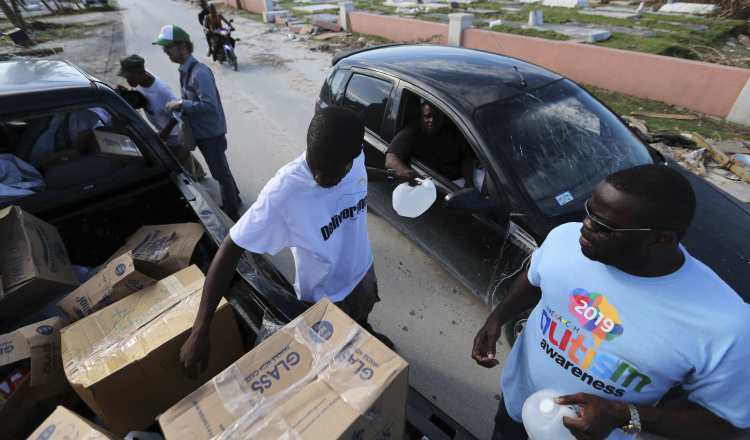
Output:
[
  {"xmin": 57, "ymin": 252, "xmax": 157, "ymax": 321},
  {"xmin": 94, "ymin": 130, "xmax": 144, "ymax": 159},
  {"xmin": 0, "ymin": 206, "xmax": 79, "ymax": 319},
  {"xmin": 27, "ymin": 406, "xmax": 117, "ymax": 440},
  {"xmin": 61, "ymin": 265, "xmax": 244, "ymax": 436},
  {"xmin": 105, "ymin": 223, "xmax": 205, "ymax": 279},
  {"xmin": 0, "ymin": 317, "xmax": 73, "ymax": 440},
  {"xmin": 159, "ymin": 299, "xmax": 409, "ymax": 440}
]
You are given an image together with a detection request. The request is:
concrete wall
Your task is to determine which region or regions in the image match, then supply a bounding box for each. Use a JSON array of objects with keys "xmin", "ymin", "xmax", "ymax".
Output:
[
  {"xmin": 239, "ymin": 0, "xmax": 265, "ymax": 13},
  {"xmin": 462, "ymin": 28, "xmax": 750, "ymax": 118},
  {"xmin": 349, "ymin": 11, "xmax": 448, "ymax": 44},
  {"xmin": 217, "ymin": 0, "xmax": 750, "ymax": 121}
]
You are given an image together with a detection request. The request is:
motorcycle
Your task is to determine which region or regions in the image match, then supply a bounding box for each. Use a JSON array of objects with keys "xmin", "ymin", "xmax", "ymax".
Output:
[{"xmin": 208, "ymin": 20, "xmax": 239, "ymax": 71}]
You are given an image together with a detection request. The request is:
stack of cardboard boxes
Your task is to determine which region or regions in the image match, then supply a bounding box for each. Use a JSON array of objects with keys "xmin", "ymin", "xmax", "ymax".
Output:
[
  {"xmin": 159, "ymin": 298, "xmax": 409, "ymax": 440},
  {"xmin": 1, "ymin": 206, "xmax": 410, "ymax": 439},
  {"xmin": 0, "ymin": 206, "xmax": 246, "ymax": 438}
]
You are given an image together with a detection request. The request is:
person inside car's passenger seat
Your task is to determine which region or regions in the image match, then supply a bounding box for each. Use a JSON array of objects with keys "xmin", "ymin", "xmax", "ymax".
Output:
[
  {"xmin": 472, "ymin": 164, "xmax": 750, "ymax": 440},
  {"xmin": 15, "ymin": 107, "xmax": 111, "ymax": 168},
  {"xmin": 386, "ymin": 99, "xmax": 481, "ymax": 189},
  {"xmin": 179, "ymin": 107, "xmax": 396, "ymax": 378}
]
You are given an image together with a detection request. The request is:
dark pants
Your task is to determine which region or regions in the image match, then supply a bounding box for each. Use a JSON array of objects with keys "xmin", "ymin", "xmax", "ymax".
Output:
[
  {"xmin": 492, "ymin": 399, "xmax": 528, "ymax": 440},
  {"xmin": 204, "ymin": 31, "xmax": 212, "ymax": 54},
  {"xmin": 196, "ymin": 134, "xmax": 241, "ymax": 219},
  {"xmin": 304, "ymin": 265, "xmax": 380, "ymax": 327},
  {"xmin": 336, "ymin": 264, "xmax": 380, "ymax": 326}
]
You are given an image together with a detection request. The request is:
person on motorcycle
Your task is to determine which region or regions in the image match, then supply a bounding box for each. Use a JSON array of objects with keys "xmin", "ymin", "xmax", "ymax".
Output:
[
  {"xmin": 204, "ymin": 3, "xmax": 235, "ymax": 61},
  {"xmin": 198, "ymin": 0, "xmax": 212, "ymax": 57}
]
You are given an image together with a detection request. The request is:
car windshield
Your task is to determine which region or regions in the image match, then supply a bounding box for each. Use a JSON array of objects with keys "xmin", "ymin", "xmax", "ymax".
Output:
[{"xmin": 476, "ymin": 79, "xmax": 652, "ymax": 216}]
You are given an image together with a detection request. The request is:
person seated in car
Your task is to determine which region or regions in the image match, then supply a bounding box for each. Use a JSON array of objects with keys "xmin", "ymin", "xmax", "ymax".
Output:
[
  {"xmin": 386, "ymin": 99, "xmax": 480, "ymax": 189},
  {"xmin": 15, "ymin": 107, "xmax": 112, "ymax": 169}
]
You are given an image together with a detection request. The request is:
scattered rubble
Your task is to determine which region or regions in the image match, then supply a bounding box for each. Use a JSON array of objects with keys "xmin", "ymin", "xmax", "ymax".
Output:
[
  {"xmin": 542, "ymin": 0, "xmax": 589, "ymax": 8},
  {"xmin": 626, "ymin": 117, "xmax": 750, "ymax": 202},
  {"xmin": 658, "ymin": 2, "xmax": 718, "ymax": 15},
  {"xmin": 291, "ymin": 3, "xmax": 338, "ymax": 13}
]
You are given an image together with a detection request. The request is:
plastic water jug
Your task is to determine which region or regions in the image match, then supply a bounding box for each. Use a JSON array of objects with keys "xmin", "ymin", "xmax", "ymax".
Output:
[
  {"xmin": 522, "ymin": 389, "xmax": 578, "ymax": 440},
  {"xmin": 392, "ymin": 178, "xmax": 437, "ymax": 218}
]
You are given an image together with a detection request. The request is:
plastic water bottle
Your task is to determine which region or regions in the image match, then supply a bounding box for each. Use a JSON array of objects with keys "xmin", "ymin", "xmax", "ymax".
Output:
[
  {"xmin": 392, "ymin": 178, "xmax": 436, "ymax": 218},
  {"xmin": 521, "ymin": 389, "xmax": 578, "ymax": 440}
]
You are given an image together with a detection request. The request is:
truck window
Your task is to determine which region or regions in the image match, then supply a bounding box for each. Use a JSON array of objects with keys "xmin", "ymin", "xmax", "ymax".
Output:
[
  {"xmin": 0, "ymin": 106, "xmax": 150, "ymax": 206},
  {"xmin": 341, "ymin": 74, "xmax": 392, "ymax": 135}
]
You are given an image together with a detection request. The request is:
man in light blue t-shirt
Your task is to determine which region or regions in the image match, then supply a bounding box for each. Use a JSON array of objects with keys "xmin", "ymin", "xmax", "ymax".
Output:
[{"xmin": 472, "ymin": 164, "xmax": 750, "ymax": 439}]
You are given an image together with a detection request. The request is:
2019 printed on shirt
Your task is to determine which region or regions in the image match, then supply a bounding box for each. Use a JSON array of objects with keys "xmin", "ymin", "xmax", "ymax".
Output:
[{"xmin": 538, "ymin": 288, "xmax": 653, "ymax": 397}]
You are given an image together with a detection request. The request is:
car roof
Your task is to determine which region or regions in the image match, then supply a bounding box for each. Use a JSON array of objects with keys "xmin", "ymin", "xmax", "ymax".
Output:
[
  {"xmin": 0, "ymin": 59, "xmax": 94, "ymax": 96},
  {"xmin": 335, "ymin": 44, "xmax": 562, "ymax": 111}
]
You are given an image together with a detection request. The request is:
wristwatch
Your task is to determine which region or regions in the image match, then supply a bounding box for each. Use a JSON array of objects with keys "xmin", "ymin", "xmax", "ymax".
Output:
[{"xmin": 621, "ymin": 404, "xmax": 642, "ymax": 434}]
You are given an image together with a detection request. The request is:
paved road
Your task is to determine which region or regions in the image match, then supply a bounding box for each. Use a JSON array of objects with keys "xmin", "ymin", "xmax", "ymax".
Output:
[{"xmin": 119, "ymin": 0, "xmax": 508, "ymax": 437}]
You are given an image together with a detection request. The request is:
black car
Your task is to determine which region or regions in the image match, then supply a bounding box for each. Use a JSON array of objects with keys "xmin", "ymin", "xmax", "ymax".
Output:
[
  {"xmin": 316, "ymin": 44, "xmax": 750, "ymax": 328},
  {"xmin": 0, "ymin": 59, "xmax": 475, "ymax": 439}
]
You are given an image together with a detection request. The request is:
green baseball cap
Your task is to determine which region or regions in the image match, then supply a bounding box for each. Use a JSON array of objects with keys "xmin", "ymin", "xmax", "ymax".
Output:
[{"xmin": 152, "ymin": 24, "xmax": 191, "ymax": 46}]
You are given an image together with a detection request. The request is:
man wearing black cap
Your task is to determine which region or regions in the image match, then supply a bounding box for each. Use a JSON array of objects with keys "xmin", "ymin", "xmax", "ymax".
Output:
[
  {"xmin": 118, "ymin": 55, "xmax": 180, "ymax": 143},
  {"xmin": 117, "ymin": 54, "xmax": 205, "ymax": 179}
]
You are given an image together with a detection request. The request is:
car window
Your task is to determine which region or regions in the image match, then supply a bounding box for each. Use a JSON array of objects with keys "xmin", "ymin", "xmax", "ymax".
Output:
[
  {"xmin": 319, "ymin": 69, "xmax": 348, "ymax": 105},
  {"xmin": 476, "ymin": 79, "xmax": 652, "ymax": 217},
  {"xmin": 0, "ymin": 106, "xmax": 151, "ymax": 206},
  {"xmin": 342, "ymin": 74, "xmax": 392, "ymax": 134}
]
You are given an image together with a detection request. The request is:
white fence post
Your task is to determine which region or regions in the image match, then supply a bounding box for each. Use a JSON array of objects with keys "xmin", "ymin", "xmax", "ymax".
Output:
[{"xmin": 448, "ymin": 13, "xmax": 473, "ymax": 47}]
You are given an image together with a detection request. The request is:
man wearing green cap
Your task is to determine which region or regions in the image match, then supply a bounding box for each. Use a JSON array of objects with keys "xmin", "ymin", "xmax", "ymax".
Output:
[{"xmin": 154, "ymin": 24, "xmax": 242, "ymax": 220}]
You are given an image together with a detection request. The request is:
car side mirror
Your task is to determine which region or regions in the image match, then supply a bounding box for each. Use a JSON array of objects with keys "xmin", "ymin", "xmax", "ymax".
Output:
[{"xmin": 444, "ymin": 188, "xmax": 495, "ymax": 213}]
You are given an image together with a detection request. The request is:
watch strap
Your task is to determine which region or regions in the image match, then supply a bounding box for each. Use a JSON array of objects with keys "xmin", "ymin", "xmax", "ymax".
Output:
[{"xmin": 622, "ymin": 404, "xmax": 642, "ymax": 434}]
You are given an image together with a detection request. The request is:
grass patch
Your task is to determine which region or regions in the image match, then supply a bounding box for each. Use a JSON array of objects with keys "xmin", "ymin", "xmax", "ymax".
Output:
[
  {"xmin": 354, "ymin": 0, "xmax": 397, "ymax": 15},
  {"xmin": 586, "ymin": 85, "xmax": 750, "ymax": 140},
  {"xmin": 412, "ymin": 10, "xmax": 451, "ymax": 22},
  {"xmin": 597, "ymin": 32, "xmax": 700, "ymax": 58},
  {"xmin": 488, "ymin": 23, "xmax": 570, "ymax": 40},
  {"xmin": 351, "ymin": 32, "xmax": 391, "ymax": 44},
  {"xmin": 217, "ymin": 3, "xmax": 262, "ymax": 21},
  {"xmin": 495, "ymin": 5, "xmax": 745, "ymax": 63},
  {"xmin": 0, "ymin": 21, "xmax": 108, "ymax": 50}
]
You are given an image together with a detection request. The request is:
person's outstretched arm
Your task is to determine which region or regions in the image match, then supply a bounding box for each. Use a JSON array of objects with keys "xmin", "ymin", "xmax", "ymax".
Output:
[{"xmin": 179, "ymin": 236, "xmax": 244, "ymax": 378}]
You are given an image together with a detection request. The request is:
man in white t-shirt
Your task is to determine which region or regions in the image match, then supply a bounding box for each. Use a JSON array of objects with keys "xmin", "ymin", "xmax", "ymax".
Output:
[
  {"xmin": 472, "ymin": 165, "xmax": 750, "ymax": 439},
  {"xmin": 117, "ymin": 54, "xmax": 204, "ymax": 179},
  {"xmin": 179, "ymin": 106, "xmax": 405, "ymax": 377}
]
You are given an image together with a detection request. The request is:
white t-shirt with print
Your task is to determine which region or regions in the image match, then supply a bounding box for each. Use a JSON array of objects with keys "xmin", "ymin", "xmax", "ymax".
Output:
[
  {"xmin": 229, "ymin": 152, "xmax": 373, "ymax": 303},
  {"xmin": 501, "ymin": 222, "xmax": 750, "ymax": 438},
  {"xmin": 137, "ymin": 75, "xmax": 179, "ymax": 144}
]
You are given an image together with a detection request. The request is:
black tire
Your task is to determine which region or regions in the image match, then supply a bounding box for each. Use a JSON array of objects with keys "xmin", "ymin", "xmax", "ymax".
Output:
[{"xmin": 231, "ymin": 52, "xmax": 238, "ymax": 71}]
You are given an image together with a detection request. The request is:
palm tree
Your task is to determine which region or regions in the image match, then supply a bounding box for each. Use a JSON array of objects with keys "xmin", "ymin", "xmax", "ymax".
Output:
[{"xmin": 0, "ymin": 0, "xmax": 26, "ymax": 30}]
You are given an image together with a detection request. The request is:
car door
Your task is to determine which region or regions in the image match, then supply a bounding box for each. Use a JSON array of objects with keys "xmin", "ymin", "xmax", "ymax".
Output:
[{"xmin": 345, "ymin": 75, "xmax": 518, "ymax": 306}]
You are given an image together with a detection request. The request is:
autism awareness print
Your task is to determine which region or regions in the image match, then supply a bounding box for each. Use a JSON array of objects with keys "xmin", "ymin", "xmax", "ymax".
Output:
[
  {"xmin": 538, "ymin": 289, "xmax": 653, "ymax": 397},
  {"xmin": 568, "ymin": 288, "xmax": 624, "ymax": 345}
]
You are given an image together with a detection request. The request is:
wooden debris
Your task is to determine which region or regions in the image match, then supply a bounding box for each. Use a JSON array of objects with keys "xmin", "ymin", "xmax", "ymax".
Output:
[
  {"xmin": 312, "ymin": 32, "xmax": 350, "ymax": 41},
  {"xmin": 681, "ymin": 132, "xmax": 750, "ymax": 184},
  {"xmin": 632, "ymin": 112, "xmax": 700, "ymax": 121}
]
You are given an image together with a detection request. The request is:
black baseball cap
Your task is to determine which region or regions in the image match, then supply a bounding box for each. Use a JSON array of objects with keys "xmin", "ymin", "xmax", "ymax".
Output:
[{"xmin": 118, "ymin": 54, "xmax": 146, "ymax": 76}]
